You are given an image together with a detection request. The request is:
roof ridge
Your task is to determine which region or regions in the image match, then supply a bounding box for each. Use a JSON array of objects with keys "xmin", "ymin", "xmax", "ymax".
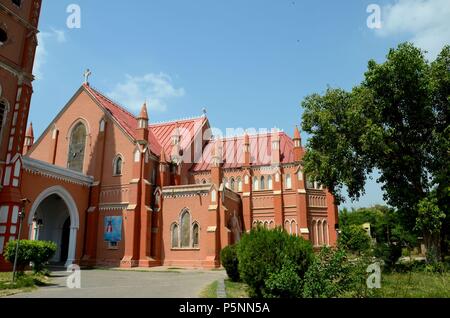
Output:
[
  {"xmin": 149, "ymin": 115, "xmax": 205, "ymax": 126},
  {"xmin": 85, "ymin": 84, "xmax": 138, "ymax": 120},
  {"xmin": 212, "ymin": 130, "xmax": 289, "ymax": 142}
]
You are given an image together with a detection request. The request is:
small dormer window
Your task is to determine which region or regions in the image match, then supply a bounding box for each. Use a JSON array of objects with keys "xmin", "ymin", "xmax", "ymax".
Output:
[
  {"xmin": 0, "ymin": 28, "xmax": 7, "ymax": 46},
  {"xmin": 12, "ymin": 0, "xmax": 22, "ymax": 8}
]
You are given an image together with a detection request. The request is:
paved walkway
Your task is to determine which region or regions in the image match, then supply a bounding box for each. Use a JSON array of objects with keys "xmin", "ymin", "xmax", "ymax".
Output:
[{"xmin": 5, "ymin": 267, "xmax": 226, "ymax": 298}]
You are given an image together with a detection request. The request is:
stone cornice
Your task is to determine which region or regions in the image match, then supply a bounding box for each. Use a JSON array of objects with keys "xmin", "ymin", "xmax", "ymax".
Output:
[
  {"xmin": 162, "ymin": 184, "xmax": 211, "ymax": 198},
  {"xmin": 23, "ymin": 157, "xmax": 94, "ymax": 186}
]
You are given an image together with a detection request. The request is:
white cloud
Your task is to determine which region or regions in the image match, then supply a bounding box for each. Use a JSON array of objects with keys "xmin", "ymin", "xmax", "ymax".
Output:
[
  {"xmin": 34, "ymin": 29, "xmax": 67, "ymax": 80},
  {"xmin": 376, "ymin": 0, "xmax": 450, "ymax": 59},
  {"xmin": 108, "ymin": 73, "xmax": 186, "ymax": 112},
  {"xmin": 51, "ymin": 28, "xmax": 67, "ymax": 43}
]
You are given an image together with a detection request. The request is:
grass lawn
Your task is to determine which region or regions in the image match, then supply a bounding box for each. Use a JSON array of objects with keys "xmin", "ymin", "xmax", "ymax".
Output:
[
  {"xmin": 199, "ymin": 280, "xmax": 218, "ymax": 298},
  {"xmin": 376, "ymin": 272, "xmax": 450, "ymax": 298},
  {"xmin": 0, "ymin": 272, "xmax": 50, "ymax": 297},
  {"xmin": 224, "ymin": 279, "xmax": 249, "ymax": 298},
  {"xmin": 219, "ymin": 272, "xmax": 450, "ymax": 298}
]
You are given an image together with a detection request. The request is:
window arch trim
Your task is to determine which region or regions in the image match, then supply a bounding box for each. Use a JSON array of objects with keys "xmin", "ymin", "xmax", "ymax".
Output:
[{"xmin": 112, "ymin": 154, "xmax": 124, "ymax": 176}]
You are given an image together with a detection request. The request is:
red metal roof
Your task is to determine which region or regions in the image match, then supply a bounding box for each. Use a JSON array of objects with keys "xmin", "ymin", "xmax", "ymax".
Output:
[
  {"xmin": 150, "ymin": 116, "xmax": 208, "ymax": 160},
  {"xmin": 191, "ymin": 132, "xmax": 297, "ymax": 172},
  {"xmin": 84, "ymin": 84, "xmax": 162, "ymax": 155},
  {"xmin": 84, "ymin": 84, "xmax": 207, "ymax": 159}
]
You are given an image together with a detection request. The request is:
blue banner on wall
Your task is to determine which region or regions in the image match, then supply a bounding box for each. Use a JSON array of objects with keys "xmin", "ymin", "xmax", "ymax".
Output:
[{"xmin": 104, "ymin": 216, "xmax": 123, "ymax": 242}]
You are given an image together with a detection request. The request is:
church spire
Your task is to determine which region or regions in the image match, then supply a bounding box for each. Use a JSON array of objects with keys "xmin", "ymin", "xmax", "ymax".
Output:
[
  {"xmin": 23, "ymin": 122, "xmax": 35, "ymax": 154},
  {"xmin": 136, "ymin": 102, "xmax": 149, "ymax": 142}
]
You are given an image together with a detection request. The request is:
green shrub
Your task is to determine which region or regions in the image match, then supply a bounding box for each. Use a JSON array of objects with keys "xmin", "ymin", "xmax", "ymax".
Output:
[
  {"xmin": 220, "ymin": 245, "xmax": 240, "ymax": 282},
  {"xmin": 338, "ymin": 225, "xmax": 372, "ymax": 253},
  {"xmin": 237, "ymin": 227, "xmax": 314, "ymax": 298},
  {"xmin": 302, "ymin": 247, "xmax": 373, "ymax": 298},
  {"xmin": 264, "ymin": 259, "xmax": 303, "ymax": 298},
  {"xmin": 3, "ymin": 240, "xmax": 57, "ymax": 273}
]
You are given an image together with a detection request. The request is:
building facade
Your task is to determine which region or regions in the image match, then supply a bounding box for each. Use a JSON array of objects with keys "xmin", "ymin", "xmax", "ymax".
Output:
[
  {"xmin": 1, "ymin": 81, "xmax": 339, "ymax": 269},
  {"xmin": 0, "ymin": 0, "xmax": 42, "ymax": 271},
  {"xmin": 0, "ymin": 0, "xmax": 339, "ymax": 270}
]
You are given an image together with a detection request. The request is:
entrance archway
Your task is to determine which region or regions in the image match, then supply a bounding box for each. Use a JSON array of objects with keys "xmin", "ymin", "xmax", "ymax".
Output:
[{"xmin": 28, "ymin": 186, "xmax": 79, "ymax": 267}]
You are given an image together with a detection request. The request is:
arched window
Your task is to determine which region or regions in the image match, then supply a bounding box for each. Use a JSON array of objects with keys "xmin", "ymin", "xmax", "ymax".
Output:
[
  {"xmin": 0, "ymin": 100, "xmax": 8, "ymax": 143},
  {"xmin": 230, "ymin": 178, "xmax": 235, "ymax": 191},
  {"xmin": 253, "ymin": 176, "xmax": 259, "ymax": 191},
  {"xmin": 317, "ymin": 220, "xmax": 323, "ymax": 246},
  {"xmin": 260, "ymin": 176, "xmax": 265, "ymax": 190},
  {"xmin": 267, "ymin": 176, "xmax": 273, "ymax": 190},
  {"xmin": 284, "ymin": 220, "xmax": 290, "ymax": 232},
  {"xmin": 192, "ymin": 223, "xmax": 199, "ymax": 248},
  {"xmin": 202, "ymin": 179, "xmax": 207, "ymax": 184},
  {"xmin": 67, "ymin": 122, "xmax": 87, "ymax": 172},
  {"xmin": 311, "ymin": 220, "xmax": 317, "ymax": 246},
  {"xmin": 291, "ymin": 220, "xmax": 298, "ymax": 235},
  {"xmin": 113, "ymin": 155, "xmax": 123, "ymax": 176},
  {"xmin": 171, "ymin": 223, "xmax": 179, "ymax": 248},
  {"xmin": 285, "ymin": 174, "xmax": 292, "ymax": 189},
  {"xmin": 237, "ymin": 177, "xmax": 242, "ymax": 192},
  {"xmin": 323, "ymin": 221, "xmax": 329, "ymax": 246},
  {"xmin": 180, "ymin": 210, "xmax": 191, "ymax": 248}
]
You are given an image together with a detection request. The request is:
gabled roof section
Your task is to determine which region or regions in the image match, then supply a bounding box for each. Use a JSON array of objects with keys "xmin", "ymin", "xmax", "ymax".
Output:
[
  {"xmin": 83, "ymin": 84, "xmax": 162, "ymax": 155},
  {"xmin": 150, "ymin": 116, "xmax": 209, "ymax": 160},
  {"xmin": 191, "ymin": 132, "xmax": 297, "ymax": 172}
]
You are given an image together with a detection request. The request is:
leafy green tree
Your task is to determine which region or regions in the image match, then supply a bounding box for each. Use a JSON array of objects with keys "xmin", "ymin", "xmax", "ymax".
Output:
[
  {"xmin": 415, "ymin": 192, "xmax": 446, "ymax": 263},
  {"xmin": 302, "ymin": 43, "xmax": 449, "ymax": 261},
  {"xmin": 338, "ymin": 224, "xmax": 371, "ymax": 254}
]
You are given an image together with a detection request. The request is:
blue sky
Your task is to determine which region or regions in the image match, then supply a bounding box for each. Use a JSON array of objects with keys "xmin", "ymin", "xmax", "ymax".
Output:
[{"xmin": 30, "ymin": 0, "xmax": 450, "ymax": 210}]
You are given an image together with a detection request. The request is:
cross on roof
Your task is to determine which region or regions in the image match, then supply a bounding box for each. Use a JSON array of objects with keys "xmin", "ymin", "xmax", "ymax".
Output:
[{"xmin": 83, "ymin": 69, "xmax": 92, "ymax": 85}]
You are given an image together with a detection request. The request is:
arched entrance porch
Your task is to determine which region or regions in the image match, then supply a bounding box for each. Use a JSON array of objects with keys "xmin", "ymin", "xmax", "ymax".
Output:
[{"xmin": 27, "ymin": 186, "xmax": 80, "ymax": 267}]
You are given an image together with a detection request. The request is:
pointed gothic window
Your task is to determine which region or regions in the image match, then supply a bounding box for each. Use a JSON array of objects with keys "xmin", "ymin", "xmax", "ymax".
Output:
[
  {"xmin": 267, "ymin": 176, "xmax": 273, "ymax": 190},
  {"xmin": 253, "ymin": 176, "xmax": 259, "ymax": 191},
  {"xmin": 285, "ymin": 174, "xmax": 292, "ymax": 189},
  {"xmin": 180, "ymin": 211, "xmax": 191, "ymax": 248},
  {"xmin": 67, "ymin": 122, "xmax": 87, "ymax": 172},
  {"xmin": 237, "ymin": 177, "xmax": 242, "ymax": 192},
  {"xmin": 192, "ymin": 223, "xmax": 199, "ymax": 248},
  {"xmin": 230, "ymin": 178, "xmax": 235, "ymax": 191},
  {"xmin": 0, "ymin": 100, "xmax": 8, "ymax": 142},
  {"xmin": 113, "ymin": 155, "xmax": 123, "ymax": 176},
  {"xmin": 171, "ymin": 223, "xmax": 179, "ymax": 248},
  {"xmin": 260, "ymin": 176, "xmax": 265, "ymax": 190}
]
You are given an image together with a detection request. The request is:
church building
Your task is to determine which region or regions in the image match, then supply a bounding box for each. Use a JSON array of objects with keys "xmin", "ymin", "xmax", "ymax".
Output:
[{"xmin": 0, "ymin": 0, "xmax": 338, "ymax": 270}]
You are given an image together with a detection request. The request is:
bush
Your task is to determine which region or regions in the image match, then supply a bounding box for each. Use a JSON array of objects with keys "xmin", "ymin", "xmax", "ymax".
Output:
[
  {"xmin": 339, "ymin": 225, "xmax": 372, "ymax": 253},
  {"xmin": 264, "ymin": 259, "xmax": 303, "ymax": 298},
  {"xmin": 302, "ymin": 247, "xmax": 372, "ymax": 298},
  {"xmin": 3, "ymin": 240, "xmax": 57, "ymax": 273},
  {"xmin": 220, "ymin": 245, "xmax": 240, "ymax": 282},
  {"xmin": 237, "ymin": 227, "xmax": 314, "ymax": 298}
]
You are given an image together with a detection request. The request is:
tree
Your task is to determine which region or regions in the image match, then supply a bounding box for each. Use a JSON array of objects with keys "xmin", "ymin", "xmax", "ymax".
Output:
[
  {"xmin": 338, "ymin": 224, "xmax": 371, "ymax": 254},
  {"xmin": 415, "ymin": 192, "xmax": 446, "ymax": 263},
  {"xmin": 302, "ymin": 43, "xmax": 449, "ymax": 261}
]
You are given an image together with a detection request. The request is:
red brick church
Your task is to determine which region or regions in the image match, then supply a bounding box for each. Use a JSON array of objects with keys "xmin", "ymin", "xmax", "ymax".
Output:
[{"xmin": 0, "ymin": 0, "xmax": 338, "ymax": 270}]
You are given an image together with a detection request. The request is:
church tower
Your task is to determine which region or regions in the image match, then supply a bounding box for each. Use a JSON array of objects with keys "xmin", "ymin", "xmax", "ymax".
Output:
[{"xmin": 0, "ymin": 0, "xmax": 43, "ymax": 270}]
